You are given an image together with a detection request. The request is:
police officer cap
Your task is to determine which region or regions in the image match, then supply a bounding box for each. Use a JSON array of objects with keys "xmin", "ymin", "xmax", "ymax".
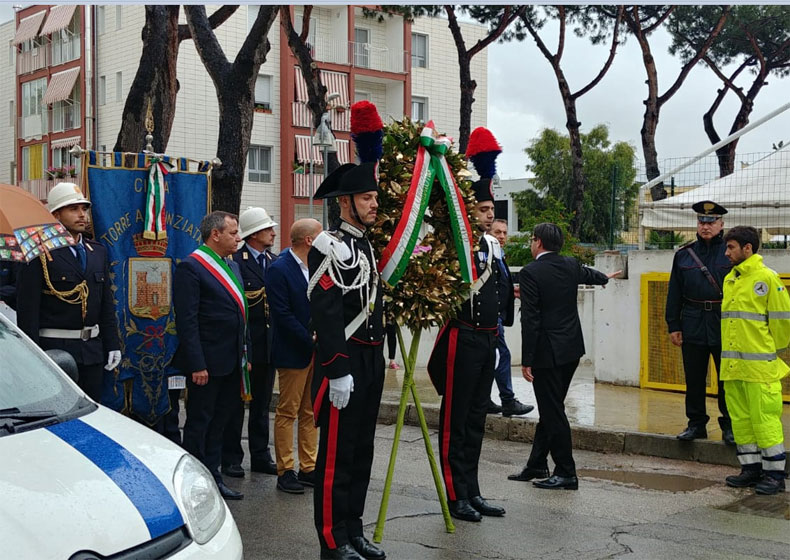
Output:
[{"xmin": 692, "ymin": 200, "xmax": 727, "ymax": 222}]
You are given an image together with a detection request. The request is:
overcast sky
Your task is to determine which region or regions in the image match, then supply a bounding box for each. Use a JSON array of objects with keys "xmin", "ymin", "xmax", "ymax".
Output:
[
  {"xmin": 488, "ymin": 16, "xmax": 790, "ymax": 180},
  {"xmin": 4, "ymin": 4, "xmax": 788, "ymax": 181}
]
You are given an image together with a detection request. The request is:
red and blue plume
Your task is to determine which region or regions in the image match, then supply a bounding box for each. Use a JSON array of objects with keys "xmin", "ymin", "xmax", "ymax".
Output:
[
  {"xmin": 466, "ymin": 127, "xmax": 502, "ymax": 179},
  {"xmin": 351, "ymin": 100, "xmax": 384, "ymax": 163}
]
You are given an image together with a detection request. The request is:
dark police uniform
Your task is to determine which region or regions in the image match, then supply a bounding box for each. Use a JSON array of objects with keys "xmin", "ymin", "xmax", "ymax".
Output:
[
  {"xmin": 17, "ymin": 239, "xmax": 119, "ymax": 401},
  {"xmin": 222, "ymin": 244, "xmax": 277, "ymax": 473},
  {"xmin": 309, "ymin": 219, "xmax": 384, "ymax": 552},
  {"xmin": 666, "ymin": 210, "xmax": 732, "ymax": 437},
  {"xmin": 428, "ymin": 234, "xmax": 508, "ymax": 503}
]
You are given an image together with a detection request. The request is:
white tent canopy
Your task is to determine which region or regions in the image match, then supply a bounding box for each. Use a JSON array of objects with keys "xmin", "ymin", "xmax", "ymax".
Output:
[{"xmin": 641, "ymin": 145, "xmax": 790, "ymax": 233}]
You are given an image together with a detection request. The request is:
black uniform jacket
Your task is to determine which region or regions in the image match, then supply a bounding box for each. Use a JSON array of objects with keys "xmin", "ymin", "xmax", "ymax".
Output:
[
  {"xmin": 17, "ymin": 240, "xmax": 119, "ymax": 365},
  {"xmin": 665, "ymin": 232, "xmax": 731, "ymax": 346},
  {"xmin": 427, "ymin": 235, "xmax": 506, "ymax": 394},
  {"xmin": 173, "ymin": 255, "xmax": 248, "ymax": 377},
  {"xmin": 519, "ymin": 252, "xmax": 608, "ymax": 369},
  {"xmin": 498, "ymin": 253, "xmax": 515, "ymax": 327},
  {"xmin": 308, "ymin": 221, "xmax": 384, "ymax": 382},
  {"xmin": 231, "ymin": 244, "xmax": 277, "ymax": 365}
]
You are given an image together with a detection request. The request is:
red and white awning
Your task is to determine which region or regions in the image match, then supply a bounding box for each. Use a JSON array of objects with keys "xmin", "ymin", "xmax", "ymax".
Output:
[
  {"xmin": 51, "ymin": 135, "xmax": 81, "ymax": 149},
  {"xmin": 295, "ymin": 135, "xmax": 323, "ymax": 165},
  {"xmin": 321, "ymin": 70, "xmax": 350, "ymax": 132},
  {"xmin": 336, "ymin": 139, "xmax": 350, "ymax": 165},
  {"xmin": 294, "ymin": 66, "xmax": 308, "ymax": 102},
  {"xmin": 13, "ymin": 11, "xmax": 46, "ymax": 45},
  {"xmin": 293, "ymin": 173, "xmax": 323, "ymax": 198},
  {"xmin": 42, "ymin": 67, "xmax": 80, "ymax": 105},
  {"xmin": 41, "ymin": 5, "xmax": 77, "ymax": 36}
]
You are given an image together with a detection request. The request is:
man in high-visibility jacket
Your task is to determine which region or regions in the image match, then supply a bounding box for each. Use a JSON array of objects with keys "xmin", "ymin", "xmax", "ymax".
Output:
[{"xmin": 721, "ymin": 226, "xmax": 789, "ymax": 495}]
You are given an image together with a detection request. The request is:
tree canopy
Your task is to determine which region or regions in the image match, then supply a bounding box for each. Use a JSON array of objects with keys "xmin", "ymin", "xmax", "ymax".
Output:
[{"xmin": 513, "ymin": 125, "xmax": 638, "ymax": 245}]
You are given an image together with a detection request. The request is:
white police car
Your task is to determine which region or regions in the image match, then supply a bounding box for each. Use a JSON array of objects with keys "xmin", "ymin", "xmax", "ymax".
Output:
[{"xmin": 0, "ymin": 313, "xmax": 243, "ymax": 559}]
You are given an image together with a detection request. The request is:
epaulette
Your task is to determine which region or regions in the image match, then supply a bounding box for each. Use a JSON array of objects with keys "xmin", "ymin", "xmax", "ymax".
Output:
[{"xmin": 312, "ymin": 230, "xmax": 352, "ymax": 261}]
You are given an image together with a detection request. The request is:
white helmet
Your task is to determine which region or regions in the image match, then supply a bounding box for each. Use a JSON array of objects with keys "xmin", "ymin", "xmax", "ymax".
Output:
[
  {"xmin": 48, "ymin": 182, "xmax": 91, "ymax": 213},
  {"xmin": 239, "ymin": 206, "xmax": 277, "ymax": 239}
]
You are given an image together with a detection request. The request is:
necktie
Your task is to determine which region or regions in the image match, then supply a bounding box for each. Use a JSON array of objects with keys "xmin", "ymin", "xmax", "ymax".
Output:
[
  {"xmin": 75, "ymin": 242, "xmax": 87, "ymax": 272},
  {"xmin": 258, "ymin": 253, "xmax": 266, "ymax": 276}
]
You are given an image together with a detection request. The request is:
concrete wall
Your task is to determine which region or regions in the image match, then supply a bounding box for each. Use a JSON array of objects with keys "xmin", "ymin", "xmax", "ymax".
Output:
[{"xmin": 592, "ymin": 249, "xmax": 790, "ymax": 387}]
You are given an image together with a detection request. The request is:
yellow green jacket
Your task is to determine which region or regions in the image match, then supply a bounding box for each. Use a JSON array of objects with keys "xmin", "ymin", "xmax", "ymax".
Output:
[{"xmin": 721, "ymin": 253, "xmax": 790, "ymax": 382}]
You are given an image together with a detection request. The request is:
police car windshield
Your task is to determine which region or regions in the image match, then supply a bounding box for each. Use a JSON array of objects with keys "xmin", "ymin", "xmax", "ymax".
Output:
[{"xmin": 0, "ymin": 317, "xmax": 84, "ymax": 429}]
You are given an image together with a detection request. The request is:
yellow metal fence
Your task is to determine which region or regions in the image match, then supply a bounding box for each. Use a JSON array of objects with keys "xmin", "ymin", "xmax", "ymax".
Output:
[{"xmin": 640, "ymin": 272, "xmax": 790, "ymax": 402}]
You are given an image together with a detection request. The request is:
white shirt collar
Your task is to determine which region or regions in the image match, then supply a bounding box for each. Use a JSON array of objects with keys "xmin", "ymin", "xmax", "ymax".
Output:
[
  {"xmin": 535, "ymin": 251, "xmax": 555, "ymax": 260},
  {"xmin": 288, "ymin": 249, "xmax": 309, "ymax": 281}
]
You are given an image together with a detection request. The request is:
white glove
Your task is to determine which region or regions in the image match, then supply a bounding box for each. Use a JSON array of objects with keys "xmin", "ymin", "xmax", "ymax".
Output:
[
  {"xmin": 495, "ymin": 348, "xmax": 500, "ymax": 370},
  {"xmin": 328, "ymin": 374, "xmax": 354, "ymax": 410},
  {"xmin": 105, "ymin": 350, "xmax": 121, "ymax": 371}
]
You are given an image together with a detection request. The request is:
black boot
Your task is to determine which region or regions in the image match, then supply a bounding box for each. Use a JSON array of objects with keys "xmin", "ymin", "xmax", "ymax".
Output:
[
  {"xmin": 755, "ymin": 473, "xmax": 786, "ymax": 495},
  {"xmin": 469, "ymin": 495, "xmax": 505, "ymax": 516},
  {"xmin": 486, "ymin": 400, "xmax": 502, "ymax": 414},
  {"xmin": 448, "ymin": 499, "xmax": 482, "ymax": 522},
  {"xmin": 677, "ymin": 425, "xmax": 707, "ymax": 440},
  {"xmin": 320, "ymin": 543, "xmax": 364, "ymax": 560},
  {"xmin": 725, "ymin": 468, "xmax": 762, "ymax": 488},
  {"xmin": 349, "ymin": 536, "xmax": 386, "ymax": 559}
]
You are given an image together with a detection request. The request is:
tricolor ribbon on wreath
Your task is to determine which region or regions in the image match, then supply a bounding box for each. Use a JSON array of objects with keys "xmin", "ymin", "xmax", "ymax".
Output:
[
  {"xmin": 378, "ymin": 121, "xmax": 477, "ymax": 287},
  {"xmin": 143, "ymin": 158, "xmax": 171, "ymax": 240},
  {"xmin": 190, "ymin": 244, "xmax": 253, "ymax": 401}
]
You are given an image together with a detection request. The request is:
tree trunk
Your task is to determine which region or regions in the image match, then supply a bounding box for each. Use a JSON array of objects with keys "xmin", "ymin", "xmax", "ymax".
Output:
[
  {"xmin": 556, "ymin": 73, "xmax": 586, "ymax": 237},
  {"xmin": 635, "ymin": 34, "xmax": 666, "ymax": 199},
  {"xmin": 458, "ymin": 55, "xmax": 476, "ymax": 154},
  {"xmin": 113, "ymin": 6, "xmax": 179, "ymax": 153}
]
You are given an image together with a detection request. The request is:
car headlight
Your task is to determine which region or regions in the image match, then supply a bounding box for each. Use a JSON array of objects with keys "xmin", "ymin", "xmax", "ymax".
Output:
[{"xmin": 173, "ymin": 454, "xmax": 226, "ymax": 545}]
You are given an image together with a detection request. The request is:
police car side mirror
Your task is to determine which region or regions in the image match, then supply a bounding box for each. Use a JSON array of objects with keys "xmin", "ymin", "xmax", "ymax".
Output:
[{"xmin": 46, "ymin": 349, "xmax": 79, "ymax": 384}]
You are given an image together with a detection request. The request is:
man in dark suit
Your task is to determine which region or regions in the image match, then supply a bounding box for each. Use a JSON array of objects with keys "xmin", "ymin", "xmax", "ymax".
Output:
[
  {"xmin": 510, "ymin": 222, "xmax": 616, "ymax": 490},
  {"xmin": 267, "ymin": 218, "xmax": 322, "ymax": 494},
  {"xmin": 174, "ymin": 210, "xmax": 246, "ymax": 500},
  {"xmin": 17, "ymin": 182, "xmax": 120, "ymax": 402},
  {"xmin": 221, "ymin": 206, "xmax": 279, "ymax": 478}
]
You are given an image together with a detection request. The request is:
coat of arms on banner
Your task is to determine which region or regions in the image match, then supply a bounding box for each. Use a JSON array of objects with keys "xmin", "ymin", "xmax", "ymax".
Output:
[{"xmin": 129, "ymin": 257, "xmax": 171, "ymax": 319}]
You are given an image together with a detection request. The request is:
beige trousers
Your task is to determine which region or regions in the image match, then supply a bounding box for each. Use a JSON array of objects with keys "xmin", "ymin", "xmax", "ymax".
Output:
[{"xmin": 274, "ymin": 361, "xmax": 318, "ymax": 475}]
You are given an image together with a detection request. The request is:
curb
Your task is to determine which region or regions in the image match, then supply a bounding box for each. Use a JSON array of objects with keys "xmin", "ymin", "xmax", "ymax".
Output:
[{"xmin": 376, "ymin": 400, "xmax": 741, "ymax": 468}]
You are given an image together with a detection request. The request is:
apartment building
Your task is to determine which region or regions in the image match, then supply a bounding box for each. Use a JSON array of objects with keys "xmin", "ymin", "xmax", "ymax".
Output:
[{"xmin": 4, "ymin": 5, "xmax": 488, "ymax": 243}]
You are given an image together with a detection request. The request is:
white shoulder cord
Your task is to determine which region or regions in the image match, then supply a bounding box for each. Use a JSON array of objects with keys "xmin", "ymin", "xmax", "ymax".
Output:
[{"xmin": 307, "ymin": 238, "xmax": 371, "ymax": 300}]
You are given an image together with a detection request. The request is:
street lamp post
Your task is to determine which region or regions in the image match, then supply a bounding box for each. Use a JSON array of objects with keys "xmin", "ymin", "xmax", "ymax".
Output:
[{"xmin": 313, "ymin": 92, "xmax": 340, "ymax": 228}]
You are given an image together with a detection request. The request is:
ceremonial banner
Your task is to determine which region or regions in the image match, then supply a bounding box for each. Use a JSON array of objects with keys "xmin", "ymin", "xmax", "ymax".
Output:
[{"xmin": 86, "ymin": 152, "xmax": 210, "ymax": 424}]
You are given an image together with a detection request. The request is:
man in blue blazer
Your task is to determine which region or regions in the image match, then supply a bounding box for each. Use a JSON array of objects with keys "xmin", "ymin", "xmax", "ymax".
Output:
[
  {"xmin": 174, "ymin": 211, "xmax": 247, "ymax": 500},
  {"xmin": 267, "ymin": 218, "xmax": 323, "ymax": 494}
]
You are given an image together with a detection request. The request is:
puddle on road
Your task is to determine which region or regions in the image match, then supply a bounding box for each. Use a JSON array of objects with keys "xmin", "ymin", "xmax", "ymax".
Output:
[
  {"xmin": 719, "ymin": 493, "xmax": 790, "ymax": 520},
  {"xmin": 577, "ymin": 469, "xmax": 716, "ymax": 492}
]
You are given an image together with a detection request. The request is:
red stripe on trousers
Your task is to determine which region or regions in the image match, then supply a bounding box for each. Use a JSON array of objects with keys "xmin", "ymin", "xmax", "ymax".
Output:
[
  {"xmin": 442, "ymin": 327, "xmax": 459, "ymax": 500},
  {"xmin": 313, "ymin": 376, "xmax": 329, "ymax": 426},
  {"xmin": 322, "ymin": 405, "xmax": 340, "ymax": 549}
]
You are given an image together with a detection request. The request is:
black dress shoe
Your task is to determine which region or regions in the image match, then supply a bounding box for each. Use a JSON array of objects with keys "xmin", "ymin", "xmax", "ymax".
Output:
[
  {"xmin": 677, "ymin": 426, "xmax": 707, "ymax": 441},
  {"xmin": 349, "ymin": 536, "xmax": 386, "ymax": 559},
  {"xmin": 486, "ymin": 400, "xmax": 503, "ymax": 414},
  {"xmin": 320, "ymin": 543, "xmax": 364, "ymax": 560},
  {"xmin": 507, "ymin": 466, "xmax": 550, "ymax": 481},
  {"xmin": 277, "ymin": 470, "xmax": 305, "ymax": 494},
  {"xmin": 222, "ymin": 463, "xmax": 245, "ymax": 478},
  {"xmin": 216, "ymin": 481, "xmax": 244, "ymax": 500},
  {"xmin": 722, "ymin": 429, "xmax": 735, "ymax": 446},
  {"xmin": 298, "ymin": 469, "xmax": 316, "ymax": 487},
  {"xmin": 501, "ymin": 398, "xmax": 534, "ymax": 417},
  {"xmin": 448, "ymin": 499, "xmax": 482, "ymax": 522},
  {"xmin": 469, "ymin": 495, "xmax": 505, "ymax": 517},
  {"xmin": 533, "ymin": 475, "xmax": 579, "ymax": 490},
  {"xmin": 251, "ymin": 457, "xmax": 278, "ymax": 475}
]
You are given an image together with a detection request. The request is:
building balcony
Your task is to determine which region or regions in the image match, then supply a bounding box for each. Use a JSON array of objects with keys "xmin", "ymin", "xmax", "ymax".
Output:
[
  {"xmin": 16, "ymin": 44, "xmax": 50, "ymax": 75},
  {"xmin": 49, "ymin": 102, "xmax": 81, "ymax": 133},
  {"xmin": 306, "ymin": 37, "xmax": 406, "ymax": 74},
  {"xmin": 19, "ymin": 112, "xmax": 48, "ymax": 140},
  {"xmin": 51, "ymin": 35, "xmax": 81, "ymax": 66},
  {"xmin": 19, "ymin": 176, "xmax": 79, "ymax": 201}
]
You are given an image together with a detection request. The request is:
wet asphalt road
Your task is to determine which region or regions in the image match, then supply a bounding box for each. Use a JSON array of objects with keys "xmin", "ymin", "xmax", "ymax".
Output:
[{"xmin": 225, "ymin": 421, "xmax": 789, "ymax": 560}]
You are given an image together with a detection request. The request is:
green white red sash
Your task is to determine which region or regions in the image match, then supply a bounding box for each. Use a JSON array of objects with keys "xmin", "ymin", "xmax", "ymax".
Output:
[
  {"xmin": 190, "ymin": 245, "xmax": 252, "ymax": 400},
  {"xmin": 378, "ymin": 121, "xmax": 477, "ymax": 286},
  {"xmin": 143, "ymin": 159, "xmax": 168, "ymax": 240}
]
